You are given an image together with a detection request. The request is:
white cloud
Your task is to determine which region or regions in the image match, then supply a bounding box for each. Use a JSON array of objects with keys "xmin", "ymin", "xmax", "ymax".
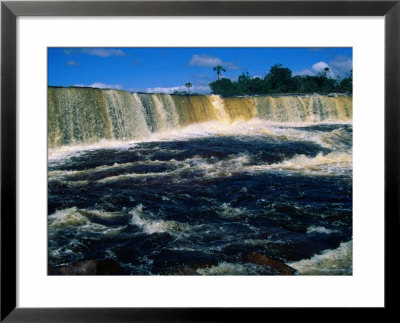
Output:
[
  {"xmin": 312, "ymin": 61, "xmax": 336, "ymax": 77},
  {"xmin": 132, "ymin": 84, "xmax": 210, "ymax": 94},
  {"xmin": 67, "ymin": 60, "xmax": 80, "ymax": 67},
  {"xmin": 82, "ymin": 49, "xmax": 126, "ymax": 57},
  {"xmin": 64, "ymin": 48, "xmax": 126, "ymax": 57},
  {"xmin": 294, "ymin": 69, "xmax": 311, "ymax": 76},
  {"xmin": 90, "ymin": 83, "xmax": 123, "ymax": 90},
  {"xmin": 189, "ymin": 54, "xmax": 223, "ymax": 67},
  {"xmin": 294, "ymin": 55, "xmax": 352, "ymax": 79},
  {"xmin": 63, "ymin": 49, "xmax": 76, "ymax": 56},
  {"xmin": 189, "ymin": 54, "xmax": 240, "ymax": 70},
  {"xmin": 329, "ymin": 55, "xmax": 353, "ymax": 78},
  {"xmin": 308, "ymin": 61, "xmax": 335, "ymax": 78},
  {"xmin": 143, "ymin": 86, "xmax": 186, "ymax": 93},
  {"xmin": 73, "ymin": 83, "xmax": 211, "ymax": 94},
  {"xmin": 74, "ymin": 83, "xmax": 123, "ymax": 90},
  {"xmin": 191, "ymin": 85, "xmax": 211, "ymax": 93},
  {"xmin": 311, "ymin": 61, "xmax": 331, "ymax": 73}
]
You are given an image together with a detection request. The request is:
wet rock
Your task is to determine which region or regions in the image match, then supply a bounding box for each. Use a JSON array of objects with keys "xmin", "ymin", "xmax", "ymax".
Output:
[
  {"xmin": 242, "ymin": 252, "xmax": 297, "ymax": 275},
  {"xmin": 48, "ymin": 266, "xmax": 61, "ymax": 275},
  {"xmin": 173, "ymin": 266, "xmax": 200, "ymax": 275},
  {"xmin": 49, "ymin": 259, "xmax": 122, "ymax": 275},
  {"xmin": 152, "ymin": 250, "xmax": 217, "ymax": 274},
  {"xmin": 96, "ymin": 259, "xmax": 123, "ymax": 275}
]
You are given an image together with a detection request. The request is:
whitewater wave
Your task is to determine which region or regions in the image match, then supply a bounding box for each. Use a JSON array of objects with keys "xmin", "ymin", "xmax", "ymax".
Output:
[
  {"xmin": 48, "ymin": 119, "xmax": 352, "ymax": 161},
  {"xmin": 216, "ymin": 203, "xmax": 249, "ymax": 219},
  {"xmin": 48, "ymin": 207, "xmax": 127, "ymax": 235},
  {"xmin": 48, "ymin": 139, "xmax": 137, "ymax": 161},
  {"xmin": 289, "ymin": 240, "xmax": 352, "ymax": 275},
  {"xmin": 196, "ymin": 262, "xmax": 265, "ymax": 275},
  {"xmin": 129, "ymin": 204, "xmax": 191, "ymax": 236},
  {"xmin": 49, "ymin": 151, "xmax": 351, "ymax": 187},
  {"xmin": 306, "ymin": 225, "xmax": 338, "ymax": 234},
  {"xmin": 245, "ymin": 151, "xmax": 352, "ymax": 176},
  {"xmin": 268, "ymin": 125, "xmax": 352, "ymax": 151}
]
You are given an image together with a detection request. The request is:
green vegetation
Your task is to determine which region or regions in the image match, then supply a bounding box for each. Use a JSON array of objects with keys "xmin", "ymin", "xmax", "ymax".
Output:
[
  {"xmin": 172, "ymin": 90, "xmax": 200, "ymax": 96},
  {"xmin": 185, "ymin": 82, "xmax": 192, "ymax": 93},
  {"xmin": 213, "ymin": 65, "xmax": 227, "ymax": 80},
  {"xmin": 209, "ymin": 64, "xmax": 352, "ymax": 97}
]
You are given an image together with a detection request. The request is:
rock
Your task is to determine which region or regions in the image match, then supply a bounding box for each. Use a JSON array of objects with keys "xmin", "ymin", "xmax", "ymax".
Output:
[
  {"xmin": 173, "ymin": 266, "xmax": 200, "ymax": 275},
  {"xmin": 151, "ymin": 250, "xmax": 218, "ymax": 274},
  {"xmin": 242, "ymin": 252, "xmax": 297, "ymax": 275},
  {"xmin": 96, "ymin": 259, "xmax": 123, "ymax": 275},
  {"xmin": 48, "ymin": 266, "xmax": 61, "ymax": 275},
  {"xmin": 49, "ymin": 259, "xmax": 122, "ymax": 275},
  {"xmin": 57, "ymin": 259, "xmax": 98, "ymax": 275}
]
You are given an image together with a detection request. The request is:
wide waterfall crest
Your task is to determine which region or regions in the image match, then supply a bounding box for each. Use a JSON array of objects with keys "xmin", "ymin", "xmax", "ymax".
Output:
[{"xmin": 48, "ymin": 87, "xmax": 352, "ymax": 147}]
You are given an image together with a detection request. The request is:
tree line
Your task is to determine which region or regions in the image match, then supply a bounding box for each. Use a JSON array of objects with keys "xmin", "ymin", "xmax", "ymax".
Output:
[{"xmin": 208, "ymin": 64, "xmax": 352, "ymax": 97}]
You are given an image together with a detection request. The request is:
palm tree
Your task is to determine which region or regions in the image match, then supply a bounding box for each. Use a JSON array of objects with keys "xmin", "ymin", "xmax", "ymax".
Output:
[
  {"xmin": 323, "ymin": 67, "xmax": 330, "ymax": 77},
  {"xmin": 185, "ymin": 82, "xmax": 192, "ymax": 93},
  {"xmin": 213, "ymin": 65, "xmax": 226, "ymax": 80}
]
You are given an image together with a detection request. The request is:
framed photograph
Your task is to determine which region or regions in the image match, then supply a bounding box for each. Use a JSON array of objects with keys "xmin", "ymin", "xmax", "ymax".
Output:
[{"xmin": 1, "ymin": 0, "xmax": 398, "ymax": 321}]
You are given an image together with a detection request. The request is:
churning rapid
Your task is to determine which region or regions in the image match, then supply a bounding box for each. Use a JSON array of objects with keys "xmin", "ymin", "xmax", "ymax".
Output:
[{"xmin": 48, "ymin": 87, "xmax": 352, "ymax": 275}]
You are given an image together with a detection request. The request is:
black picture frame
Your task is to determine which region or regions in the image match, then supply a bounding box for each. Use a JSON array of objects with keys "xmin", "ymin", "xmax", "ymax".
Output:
[{"xmin": 1, "ymin": 1, "xmax": 399, "ymax": 321}]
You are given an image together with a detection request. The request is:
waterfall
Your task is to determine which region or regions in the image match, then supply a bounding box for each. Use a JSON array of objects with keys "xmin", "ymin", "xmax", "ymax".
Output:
[{"xmin": 48, "ymin": 87, "xmax": 352, "ymax": 147}]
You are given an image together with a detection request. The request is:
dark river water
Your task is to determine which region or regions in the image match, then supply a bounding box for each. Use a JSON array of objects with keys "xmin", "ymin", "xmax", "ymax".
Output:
[{"xmin": 48, "ymin": 122, "xmax": 352, "ymax": 275}]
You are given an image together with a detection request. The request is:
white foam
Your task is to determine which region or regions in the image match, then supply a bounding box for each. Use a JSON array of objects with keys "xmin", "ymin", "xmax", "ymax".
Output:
[
  {"xmin": 48, "ymin": 207, "xmax": 126, "ymax": 234},
  {"xmin": 48, "ymin": 239, "xmax": 85, "ymax": 261},
  {"xmin": 289, "ymin": 240, "xmax": 352, "ymax": 275},
  {"xmin": 91, "ymin": 154, "xmax": 250, "ymax": 183},
  {"xmin": 77, "ymin": 150, "xmax": 352, "ymax": 184},
  {"xmin": 129, "ymin": 204, "xmax": 190, "ymax": 236},
  {"xmin": 217, "ymin": 203, "xmax": 248, "ymax": 219},
  {"xmin": 196, "ymin": 262, "xmax": 263, "ymax": 275},
  {"xmin": 57, "ymin": 180, "xmax": 90, "ymax": 187},
  {"xmin": 48, "ymin": 207, "xmax": 88, "ymax": 228},
  {"xmin": 245, "ymin": 151, "xmax": 352, "ymax": 176},
  {"xmin": 306, "ymin": 225, "xmax": 338, "ymax": 234},
  {"xmin": 48, "ymin": 119, "xmax": 352, "ymax": 161},
  {"xmin": 48, "ymin": 139, "xmax": 137, "ymax": 160}
]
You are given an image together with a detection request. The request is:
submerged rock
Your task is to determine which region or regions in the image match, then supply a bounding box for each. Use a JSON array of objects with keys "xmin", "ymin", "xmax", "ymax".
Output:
[
  {"xmin": 242, "ymin": 252, "xmax": 297, "ymax": 275},
  {"xmin": 49, "ymin": 259, "xmax": 122, "ymax": 275}
]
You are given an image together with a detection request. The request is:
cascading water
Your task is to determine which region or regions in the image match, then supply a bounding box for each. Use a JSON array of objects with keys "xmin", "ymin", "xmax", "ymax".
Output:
[
  {"xmin": 48, "ymin": 86, "xmax": 353, "ymax": 276},
  {"xmin": 48, "ymin": 87, "xmax": 352, "ymax": 147}
]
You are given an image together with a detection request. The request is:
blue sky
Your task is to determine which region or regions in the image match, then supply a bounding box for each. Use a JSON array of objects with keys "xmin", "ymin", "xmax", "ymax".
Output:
[{"xmin": 48, "ymin": 47, "xmax": 352, "ymax": 94}]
